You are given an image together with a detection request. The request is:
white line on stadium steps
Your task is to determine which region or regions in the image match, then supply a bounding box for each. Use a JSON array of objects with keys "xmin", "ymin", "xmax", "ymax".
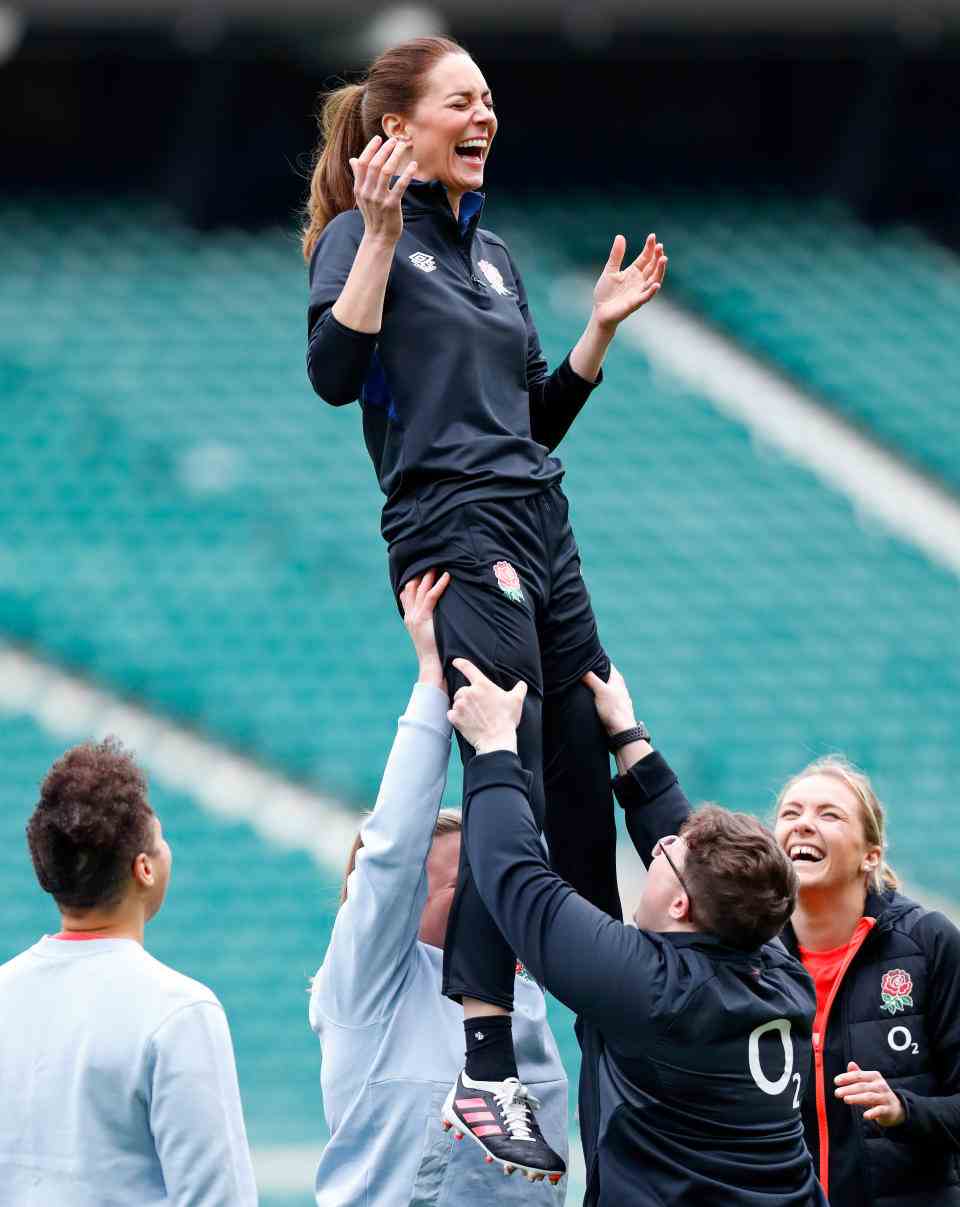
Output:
[
  {"xmin": 248, "ymin": 1134, "xmax": 587, "ymax": 1199},
  {"xmin": 0, "ymin": 643, "xmax": 359, "ymax": 875},
  {"xmin": 556, "ymin": 277, "xmax": 960, "ymax": 580},
  {"xmin": 0, "ymin": 639, "xmax": 696, "ymax": 927}
]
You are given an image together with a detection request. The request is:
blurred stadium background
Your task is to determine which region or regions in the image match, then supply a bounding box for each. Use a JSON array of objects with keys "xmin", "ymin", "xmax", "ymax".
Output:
[{"xmin": 2, "ymin": 1, "xmax": 958, "ymax": 1202}]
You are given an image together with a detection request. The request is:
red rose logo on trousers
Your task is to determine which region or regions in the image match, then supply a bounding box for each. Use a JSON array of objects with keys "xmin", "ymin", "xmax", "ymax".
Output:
[
  {"xmin": 515, "ymin": 959, "xmax": 534, "ymax": 985},
  {"xmin": 880, "ymin": 968, "xmax": 914, "ymax": 1015},
  {"xmin": 492, "ymin": 560, "xmax": 524, "ymax": 603}
]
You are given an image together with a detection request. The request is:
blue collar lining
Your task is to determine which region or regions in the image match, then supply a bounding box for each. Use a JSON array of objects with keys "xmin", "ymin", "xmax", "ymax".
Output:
[
  {"xmin": 404, "ymin": 179, "xmax": 485, "ymax": 235},
  {"xmin": 458, "ymin": 190, "xmax": 484, "ymax": 235}
]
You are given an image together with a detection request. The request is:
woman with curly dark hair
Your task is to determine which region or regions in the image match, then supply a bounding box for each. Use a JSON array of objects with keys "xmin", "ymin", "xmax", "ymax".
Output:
[
  {"xmin": 0, "ymin": 738, "xmax": 257, "ymax": 1206},
  {"xmin": 304, "ymin": 35, "xmax": 666, "ymax": 1181}
]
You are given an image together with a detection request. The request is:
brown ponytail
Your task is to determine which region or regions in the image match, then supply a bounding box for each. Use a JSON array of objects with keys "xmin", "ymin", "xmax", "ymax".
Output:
[
  {"xmin": 302, "ymin": 83, "xmax": 367, "ymax": 262},
  {"xmin": 301, "ymin": 36, "xmax": 467, "ymax": 262}
]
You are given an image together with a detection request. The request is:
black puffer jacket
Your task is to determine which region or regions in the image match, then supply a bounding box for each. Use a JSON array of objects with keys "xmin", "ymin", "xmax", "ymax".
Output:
[
  {"xmin": 618, "ymin": 760, "xmax": 960, "ymax": 1207},
  {"xmin": 781, "ymin": 891, "xmax": 960, "ymax": 1207}
]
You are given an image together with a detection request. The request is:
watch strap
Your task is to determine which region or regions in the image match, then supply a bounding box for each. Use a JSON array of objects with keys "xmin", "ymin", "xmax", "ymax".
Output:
[{"xmin": 608, "ymin": 723, "xmax": 651, "ymax": 752}]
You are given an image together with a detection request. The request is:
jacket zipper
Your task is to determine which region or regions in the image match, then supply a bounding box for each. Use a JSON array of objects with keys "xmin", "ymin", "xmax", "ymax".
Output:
[
  {"xmin": 451, "ymin": 211, "xmax": 484, "ymax": 291},
  {"xmin": 812, "ymin": 1033, "xmax": 829, "ymax": 1194},
  {"xmin": 457, "ymin": 244, "xmax": 483, "ymax": 290},
  {"xmin": 810, "ymin": 917, "xmax": 876, "ymax": 1199},
  {"xmin": 408, "ymin": 188, "xmax": 485, "ymax": 289}
]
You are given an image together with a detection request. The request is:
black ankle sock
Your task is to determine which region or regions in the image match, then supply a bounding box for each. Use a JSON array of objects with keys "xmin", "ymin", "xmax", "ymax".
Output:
[{"xmin": 463, "ymin": 1014, "xmax": 518, "ymax": 1083}]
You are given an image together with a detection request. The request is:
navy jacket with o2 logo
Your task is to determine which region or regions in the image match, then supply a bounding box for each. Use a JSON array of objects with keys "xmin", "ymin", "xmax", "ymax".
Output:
[
  {"xmin": 306, "ymin": 180, "xmax": 599, "ymax": 545},
  {"xmin": 781, "ymin": 893, "xmax": 960, "ymax": 1207},
  {"xmin": 462, "ymin": 748, "xmax": 825, "ymax": 1207}
]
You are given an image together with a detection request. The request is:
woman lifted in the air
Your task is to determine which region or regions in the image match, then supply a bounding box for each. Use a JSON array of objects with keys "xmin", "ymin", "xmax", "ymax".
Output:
[{"xmin": 304, "ymin": 35, "xmax": 666, "ymax": 1183}]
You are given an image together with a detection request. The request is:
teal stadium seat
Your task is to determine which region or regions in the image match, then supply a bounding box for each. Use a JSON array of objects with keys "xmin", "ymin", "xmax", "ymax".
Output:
[
  {"xmin": 496, "ymin": 193, "xmax": 960, "ymax": 494},
  {"xmin": 2, "ymin": 197, "xmax": 959, "ymax": 1203}
]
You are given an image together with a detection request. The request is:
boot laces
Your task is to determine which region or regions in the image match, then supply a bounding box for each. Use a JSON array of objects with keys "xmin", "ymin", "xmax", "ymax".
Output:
[{"xmin": 493, "ymin": 1078, "xmax": 541, "ymax": 1142}]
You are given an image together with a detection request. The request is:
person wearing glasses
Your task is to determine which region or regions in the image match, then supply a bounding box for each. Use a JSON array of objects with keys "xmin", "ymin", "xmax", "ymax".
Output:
[{"xmin": 440, "ymin": 656, "xmax": 827, "ymax": 1206}]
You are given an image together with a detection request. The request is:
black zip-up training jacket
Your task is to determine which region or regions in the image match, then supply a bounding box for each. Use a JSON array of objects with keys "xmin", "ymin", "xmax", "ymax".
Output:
[
  {"xmin": 461, "ymin": 748, "xmax": 825, "ymax": 1207},
  {"xmin": 624, "ymin": 770, "xmax": 960, "ymax": 1207},
  {"xmin": 306, "ymin": 181, "xmax": 600, "ymax": 545},
  {"xmin": 780, "ymin": 893, "xmax": 960, "ymax": 1207}
]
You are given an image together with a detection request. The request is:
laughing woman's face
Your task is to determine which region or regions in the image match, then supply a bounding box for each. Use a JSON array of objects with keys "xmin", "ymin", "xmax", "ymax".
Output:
[
  {"xmin": 774, "ymin": 774, "xmax": 880, "ymax": 895},
  {"xmin": 384, "ymin": 53, "xmax": 497, "ymax": 200}
]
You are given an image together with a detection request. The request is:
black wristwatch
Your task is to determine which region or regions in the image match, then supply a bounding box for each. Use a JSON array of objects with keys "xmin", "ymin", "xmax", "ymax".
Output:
[{"xmin": 607, "ymin": 723, "xmax": 651, "ymax": 752}]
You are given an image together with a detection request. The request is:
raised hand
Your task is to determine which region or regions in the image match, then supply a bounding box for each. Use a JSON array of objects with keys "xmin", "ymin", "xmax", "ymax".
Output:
[
  {"xmin": 834, "ymin": 1062, "xmax": 906, "ymax": 1127},
  {"xmin": 447, "ymin": 658, "xmax": 526, "ymax": 755},
  {"xmin": 350, "ymin": 136, "xmax": 419, "ymax": 245},
  {"xmin": 591, "ymin": 233, "xmax": 668, "ymax": 331},
  {"xmin": 400, "ymin": 570, "xmax": 450, "ymax": 690}
]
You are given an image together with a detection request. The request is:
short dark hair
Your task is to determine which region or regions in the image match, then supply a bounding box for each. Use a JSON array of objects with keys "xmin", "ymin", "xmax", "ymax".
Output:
[
  {"xmin": 680, "ymin": 805, "xmax": 797, "ymax": 950},
  {"xmin": 26, "ymin": 738, "xmax": 156, "ymax": 911}
]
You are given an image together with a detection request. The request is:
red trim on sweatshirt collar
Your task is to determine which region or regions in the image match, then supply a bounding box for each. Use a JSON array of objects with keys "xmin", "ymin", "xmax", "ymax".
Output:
[{"xmin": 53, "ymin": 931, "xmax": 115, "ymax": 941}]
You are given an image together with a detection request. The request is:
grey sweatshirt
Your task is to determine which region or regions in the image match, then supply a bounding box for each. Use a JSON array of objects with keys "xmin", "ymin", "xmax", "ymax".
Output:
[
  {"xmin": 0, "ymin": 937, "xmax": 257, "ymax": 1206},
  {"xmin": 309, "ymin": 683, "xmax": 568, "ymax": 1205}
]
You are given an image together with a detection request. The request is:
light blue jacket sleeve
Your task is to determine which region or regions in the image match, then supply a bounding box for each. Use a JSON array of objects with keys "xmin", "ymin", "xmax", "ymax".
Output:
[
  {"xmin": 311, "ymin": 683, "xmax": 452, "ymax": 1027},
  {"xmin": 148, "ymin": 1000, "xmax": 258, "ymax": 1206}
]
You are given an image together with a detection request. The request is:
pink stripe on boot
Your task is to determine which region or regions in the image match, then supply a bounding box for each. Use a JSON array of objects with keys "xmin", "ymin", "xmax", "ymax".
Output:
[
  {"xmin": 456, "ymin": 1098, "xmax": 486, "ymax": 1110},
  {"xmin": 473, "ymin": 1124, "xmax": 504, "ymax": 1137},
  {"xmin": 464, "ymin": 1111, "xmax": 495, "ymax": 1123}
]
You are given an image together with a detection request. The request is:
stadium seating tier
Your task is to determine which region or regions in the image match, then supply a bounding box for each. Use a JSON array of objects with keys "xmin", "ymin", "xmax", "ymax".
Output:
[
  {"xmin": 2, "ymin": 197, "xmax": 959, "ymax": 890},
  {"xmin": 495, "ymin": 193, "xmax": 960, "ymax": 494},
  {"xmin": 2, "ymin": 196, "xmax": 959, "ymax": 1204}
]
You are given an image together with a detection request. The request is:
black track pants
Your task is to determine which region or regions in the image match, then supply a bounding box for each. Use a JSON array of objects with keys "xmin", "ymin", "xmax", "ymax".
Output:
[{"xmin": 389, "ymin": 485, "xmax": 620, "ymax": 1010}]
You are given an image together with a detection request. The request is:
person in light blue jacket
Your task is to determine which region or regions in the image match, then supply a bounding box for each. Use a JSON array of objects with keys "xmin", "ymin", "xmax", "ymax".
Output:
[{"xmin": 310, "ymin": 570, "xmax": 569, "ymax": 1205}]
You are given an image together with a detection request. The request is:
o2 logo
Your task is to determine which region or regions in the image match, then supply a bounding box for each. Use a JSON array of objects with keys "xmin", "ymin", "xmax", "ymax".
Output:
[
  {"xmin": 888, "ymin": 1026, "xmax": 919, "ymax": 1055},
  {"xmin": 748, "ymin": 1018, "xmax": 802, "ymax": 1109}
]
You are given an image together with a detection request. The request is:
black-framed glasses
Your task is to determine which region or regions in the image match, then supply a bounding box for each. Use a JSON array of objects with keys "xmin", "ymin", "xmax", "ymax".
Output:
[{"xmin": 654, "ymin": 834, "xmax": 694, "ymax": 916}]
